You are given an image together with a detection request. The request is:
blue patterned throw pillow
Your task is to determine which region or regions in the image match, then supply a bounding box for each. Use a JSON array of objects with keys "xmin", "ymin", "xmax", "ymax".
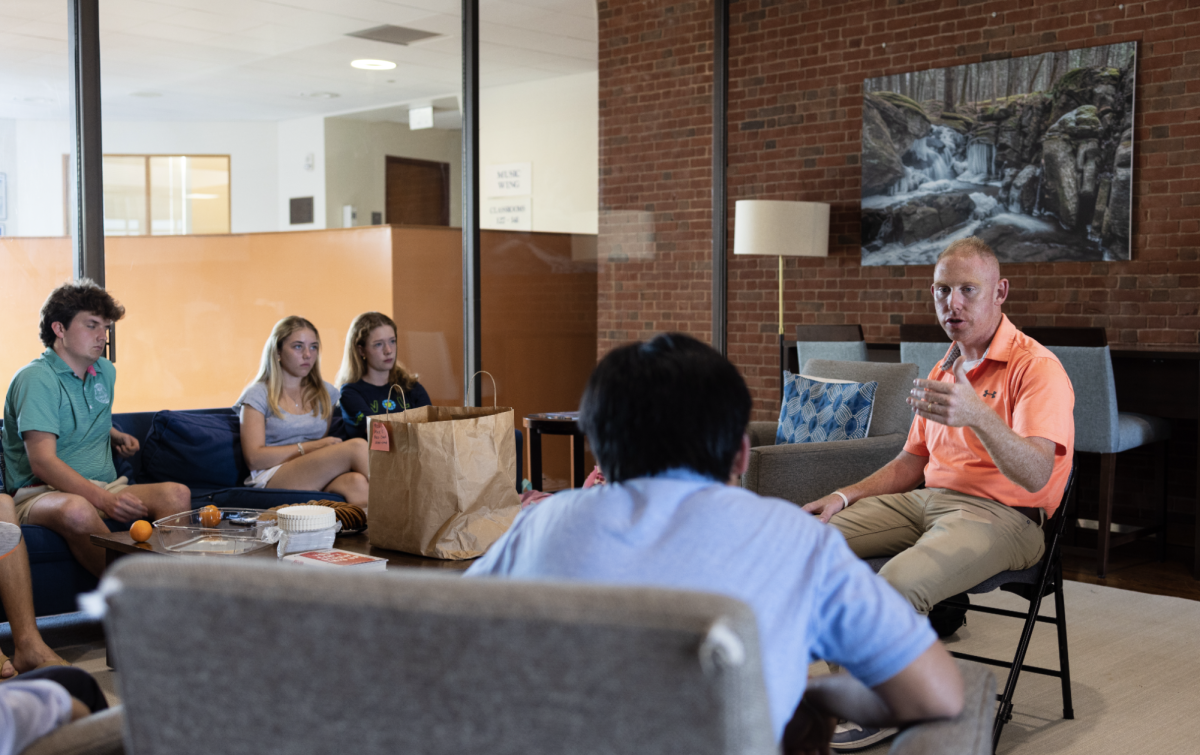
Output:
[{"xmin": 776, "ymin": 371, "xmax": 878, "ymax": 445}]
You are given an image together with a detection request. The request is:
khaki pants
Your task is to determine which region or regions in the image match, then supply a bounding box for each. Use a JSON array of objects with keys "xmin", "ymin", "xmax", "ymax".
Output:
[{"xmin": 830, "ymin": 488, "xmax": 1045, "ymax": 614}]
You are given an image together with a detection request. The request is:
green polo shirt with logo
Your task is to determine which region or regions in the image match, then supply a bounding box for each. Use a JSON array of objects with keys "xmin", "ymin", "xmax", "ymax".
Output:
[{"xmin": 2, "ymin": 348, "xmax": 117, "ymax": 494}]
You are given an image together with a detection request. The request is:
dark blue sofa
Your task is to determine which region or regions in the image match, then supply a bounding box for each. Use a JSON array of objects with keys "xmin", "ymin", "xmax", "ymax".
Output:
[
  {"xmin": 1, "ymin": 407, "xmax": 349, "ymax": 620},
  {"xmin": 3, "ymin": 407, "xmax": 523, "ymax": 619}
]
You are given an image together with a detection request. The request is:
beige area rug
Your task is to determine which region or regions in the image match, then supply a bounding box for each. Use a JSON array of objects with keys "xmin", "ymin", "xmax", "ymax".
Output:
[
  {"xmin": 54, "ymin": 641, "xmax": 120, "ymax": 707},
  {"xmin": 844, "ymin": 580, "xmax": 1200, "ymax": 754}
]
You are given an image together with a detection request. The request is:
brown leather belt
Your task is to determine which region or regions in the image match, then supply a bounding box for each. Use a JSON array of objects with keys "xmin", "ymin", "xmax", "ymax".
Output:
[{"xmin": 1013, "ymin": 506, "xmax": 1044, "ymax": 525}]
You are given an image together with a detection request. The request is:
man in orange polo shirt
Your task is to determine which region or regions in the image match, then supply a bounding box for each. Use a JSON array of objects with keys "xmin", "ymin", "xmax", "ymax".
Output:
[
  {"xmin": 803, "ymin": 236, "xmax": 1074, "ymax": 750},
  {"xmin": 805, "ymin": 235, "xmax": 1075, "ymax": 612}
]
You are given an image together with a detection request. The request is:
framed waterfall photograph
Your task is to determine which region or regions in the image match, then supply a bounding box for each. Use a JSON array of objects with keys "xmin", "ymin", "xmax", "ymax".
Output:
[{"xmin": 860, "ymin": 42, "xmax": 1136, "ymax": 266}]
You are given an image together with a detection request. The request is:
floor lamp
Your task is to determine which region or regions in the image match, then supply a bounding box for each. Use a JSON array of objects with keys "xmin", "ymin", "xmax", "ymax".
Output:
[{"xmin": 732, "ymin": 200, "xmax": 831, "ymax": 405}]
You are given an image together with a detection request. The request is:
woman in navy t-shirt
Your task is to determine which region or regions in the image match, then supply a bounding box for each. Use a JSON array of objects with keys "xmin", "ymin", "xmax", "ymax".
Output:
[{"xmin": 335, "ymin": 312, "xmax": 432, "ymax": 440}]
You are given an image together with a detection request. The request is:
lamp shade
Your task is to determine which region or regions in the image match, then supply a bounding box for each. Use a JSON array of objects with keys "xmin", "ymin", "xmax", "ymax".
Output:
[{"xmin": 733, "ymin": 200, "xmax": 830, "ymax": 258}]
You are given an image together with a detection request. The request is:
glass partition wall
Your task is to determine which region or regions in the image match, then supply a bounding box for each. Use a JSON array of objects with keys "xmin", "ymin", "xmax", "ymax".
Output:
[
  {"xmin": 0, "ymin": 3, "xmax": 74, "ymax": 388},
  {"xmin": 91, "ymin": 0, "xmax": 471, "ymax": 412},
  {"xmin": 1, "ymin": 0, "xmax": 600, "ymax": 489},
  {"xmin": 477, "ymin": 0, "xmax": 599, "ymax": 487}
]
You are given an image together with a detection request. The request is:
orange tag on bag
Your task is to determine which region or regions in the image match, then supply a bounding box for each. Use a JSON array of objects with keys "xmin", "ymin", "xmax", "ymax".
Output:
[{"xmin": 370, "ymin": 422, "xmax": 390, "ymax": 452}]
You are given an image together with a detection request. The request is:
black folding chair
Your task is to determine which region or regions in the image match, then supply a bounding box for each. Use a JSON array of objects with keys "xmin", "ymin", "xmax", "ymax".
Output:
[{"xmin": 867, "ymin": 465, "xmax": 1077, "ymax": 752}]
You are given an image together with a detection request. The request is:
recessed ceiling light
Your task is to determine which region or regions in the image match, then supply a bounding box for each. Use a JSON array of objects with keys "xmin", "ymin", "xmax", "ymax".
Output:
[
  {"xmin": 299, "ymin": 91, "xmax": 340, "ymax": 99},
  {"xmin": 131, "ymin": 91, "xmax": 162, "ymax": 98},
  {"xmin": 351, "ymin": 59, "xmax": 396, "ymax": 70}
]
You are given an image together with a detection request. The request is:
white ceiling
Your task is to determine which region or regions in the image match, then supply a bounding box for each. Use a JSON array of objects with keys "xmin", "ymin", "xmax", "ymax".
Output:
[{"xmin": 0, "ymin": 0, "xmax": 596, "ymax": 123}]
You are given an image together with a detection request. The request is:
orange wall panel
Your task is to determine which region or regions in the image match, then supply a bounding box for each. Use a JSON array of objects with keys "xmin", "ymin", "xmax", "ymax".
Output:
[
  {"xmin": 2, "ymin": 228, "xmax": 393, "ymax": 413},
  {"xmin": 0, "ymin": 238, "xmax": 74, "ymax": 393},
  {"xmin": 3, "ymin": 226, "xmax": 596, "ymax": 488},
  {"xmin": 390, "ymin": 226, "xmax": 598, "ymax": 486}
]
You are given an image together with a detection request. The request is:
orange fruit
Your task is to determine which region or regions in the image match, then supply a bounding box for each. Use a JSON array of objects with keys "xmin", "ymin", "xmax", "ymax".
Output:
[
  {"xmin": 130, "ymin": 520, "xmax": 153, "ymax": 543},
  {"xmin": 198, "ymin": 505, "xmax": 221, "ymax": 528}
]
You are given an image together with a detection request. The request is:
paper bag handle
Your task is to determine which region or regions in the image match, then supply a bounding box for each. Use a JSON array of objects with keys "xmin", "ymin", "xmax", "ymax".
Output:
[
  {"xmin": 469, "ymin": 371, "xmax": 499, "ymax": 408},
  {"xmin": 385, "ymin": 384, "xmax": 408, "ymax": 419}
]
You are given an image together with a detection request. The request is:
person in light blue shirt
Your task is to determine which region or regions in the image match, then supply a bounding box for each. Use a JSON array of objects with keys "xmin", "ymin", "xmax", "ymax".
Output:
[{"xmin": 467, "ymin": 333, "xmax": 963, "ymax": 750}]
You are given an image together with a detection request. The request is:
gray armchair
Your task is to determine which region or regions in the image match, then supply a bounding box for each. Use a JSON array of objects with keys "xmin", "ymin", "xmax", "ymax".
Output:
[
  {"xmin": 98, "ymin": 558, "xmax": 995, "ymax": 755},
  {"xmin": 743, "ymin": 359, "xmax": 918, "ymax": 505}
]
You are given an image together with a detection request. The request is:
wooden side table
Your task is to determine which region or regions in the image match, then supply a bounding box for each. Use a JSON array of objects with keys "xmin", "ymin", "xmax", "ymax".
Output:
[{"xmin": 524, "ymin": 413, "xmax": 586, "ymax": 491}]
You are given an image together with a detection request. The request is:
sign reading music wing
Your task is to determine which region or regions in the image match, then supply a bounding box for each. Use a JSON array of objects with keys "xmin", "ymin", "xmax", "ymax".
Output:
[{"xmin": 486, "ymin": 163, "xmax": 531, "ymax": 197}]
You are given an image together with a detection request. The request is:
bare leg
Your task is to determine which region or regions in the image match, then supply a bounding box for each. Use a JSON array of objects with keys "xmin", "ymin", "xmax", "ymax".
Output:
[
  {"xmin": 123, "ymin": 482, "xmax": 191, "ymax": 521},
  {"xmin": 0, "ymin": 495, "xmax": 67, "ymax": 675},
  {"xmin": 325, "ymin": 472, "xmax": 368, "ymax": 507},
  {"xmin": 24, "ymin": 483, "xmax": 189, "ymax": 579},
  {"xmin": 268, "ymin": 438, "xmax": 370, "ymax": 492},
  {"xmin": 25, "ymin": 494, "xmax": 113, "ymax": 578}
]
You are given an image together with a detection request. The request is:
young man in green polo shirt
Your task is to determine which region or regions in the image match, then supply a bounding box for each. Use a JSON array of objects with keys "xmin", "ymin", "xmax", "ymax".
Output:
[{"xmin": 2, "ymin": 280, "xmax": 190, "ymax": 578}]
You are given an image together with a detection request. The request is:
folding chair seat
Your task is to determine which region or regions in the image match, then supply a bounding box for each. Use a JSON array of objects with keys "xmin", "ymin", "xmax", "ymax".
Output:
[{"xmin": 866, "ymin": 466, "xmax": 1077, "ymax": 753}]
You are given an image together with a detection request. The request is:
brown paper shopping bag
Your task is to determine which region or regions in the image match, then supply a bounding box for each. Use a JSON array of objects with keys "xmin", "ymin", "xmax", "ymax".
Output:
[{"xmin": 366, "ymin": 402, "xmax": 521, "ymax": 560}]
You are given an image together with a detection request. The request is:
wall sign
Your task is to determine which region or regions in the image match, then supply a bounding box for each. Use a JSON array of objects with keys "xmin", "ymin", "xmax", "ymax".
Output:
[
  {"xmin": 484, "ymin": 197, "xmax": 532, "ymax": 231},
  {"xmin": 486, "ymin": 163, "xmax": 531, "ymax": 197}
]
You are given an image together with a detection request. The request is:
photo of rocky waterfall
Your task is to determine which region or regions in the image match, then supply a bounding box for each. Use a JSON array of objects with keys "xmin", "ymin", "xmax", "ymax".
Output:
[{"xmin": 861, "ymin": 42, "xmax": 1136, "ymax": 266}]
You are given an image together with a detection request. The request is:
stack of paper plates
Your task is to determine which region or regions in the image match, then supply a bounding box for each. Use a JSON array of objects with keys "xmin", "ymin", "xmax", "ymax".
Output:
[{"xmin": 276, "ymin": 505, "xmax": 337, "ymax": 533}]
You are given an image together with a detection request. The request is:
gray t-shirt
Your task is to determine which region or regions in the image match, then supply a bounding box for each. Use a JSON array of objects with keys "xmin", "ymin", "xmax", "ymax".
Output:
[{"xmin": 234, "ymin": 381, "xmax": 340, "ymax": 447}]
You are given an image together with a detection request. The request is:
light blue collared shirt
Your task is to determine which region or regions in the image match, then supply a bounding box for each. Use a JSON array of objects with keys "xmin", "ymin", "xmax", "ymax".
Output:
[{"xmin": 467, "ymin": 472, "xmax": 935, "ymax": 739}]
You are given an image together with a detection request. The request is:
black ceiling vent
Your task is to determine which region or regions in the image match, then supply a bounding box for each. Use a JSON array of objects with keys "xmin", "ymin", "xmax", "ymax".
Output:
[{"xmin": 347, "ymin": 25, "xmax": 441, "ymax": 46}]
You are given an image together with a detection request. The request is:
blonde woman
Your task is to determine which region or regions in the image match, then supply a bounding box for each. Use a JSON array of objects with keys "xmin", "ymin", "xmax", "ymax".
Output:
[
  {"xmin": 335, "ymin": 312, "xmax": 431, "ymax": 441},
  {"xmin": 235, "ymin": 316, "xmax": 368, "ymax": 505}
]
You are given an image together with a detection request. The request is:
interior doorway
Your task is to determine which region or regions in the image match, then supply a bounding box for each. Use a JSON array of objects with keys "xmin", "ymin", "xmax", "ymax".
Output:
[{"xmin": 385, "ymin": 156, "xmax": 450, "ymax": 226}]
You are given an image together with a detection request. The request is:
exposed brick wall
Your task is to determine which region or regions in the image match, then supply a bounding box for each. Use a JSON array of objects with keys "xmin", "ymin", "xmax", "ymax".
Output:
[
  {"xmin": 598, "ymin": 0, "xmax": 1200, "ymax": 423},
  {"xmin": 597, "ymin": 0, "xmax": 717, "ymax": 352}
]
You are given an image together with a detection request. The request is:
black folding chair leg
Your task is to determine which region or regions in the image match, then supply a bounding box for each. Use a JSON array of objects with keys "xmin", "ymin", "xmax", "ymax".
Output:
[
  {"xmin": 1053, "ymin": 561, "xmax": 1074, "ymax": 720},
  {"xmin": 991, "ymin": 534, "xmax": 1058, "ymax": 751}
]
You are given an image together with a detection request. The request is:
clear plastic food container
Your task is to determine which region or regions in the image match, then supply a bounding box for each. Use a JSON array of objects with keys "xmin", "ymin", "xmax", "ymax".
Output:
[{"xmin": 152, "ymin": 508, "xmax": 275, "ymax": 556}]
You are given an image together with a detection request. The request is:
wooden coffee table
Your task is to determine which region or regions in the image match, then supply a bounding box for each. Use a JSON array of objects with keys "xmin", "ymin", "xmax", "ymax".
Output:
[{"xmin": 90, "ymin": 530, "xmax": 474, "ymax": 572}]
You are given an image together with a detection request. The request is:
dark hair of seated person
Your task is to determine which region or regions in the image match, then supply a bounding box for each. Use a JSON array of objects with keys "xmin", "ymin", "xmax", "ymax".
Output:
[{"xmin": 579, "ymin": 332, "xmax": 752, "ymax": 484}]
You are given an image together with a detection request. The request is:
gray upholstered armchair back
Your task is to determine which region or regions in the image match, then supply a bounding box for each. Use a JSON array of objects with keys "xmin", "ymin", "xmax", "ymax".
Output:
[
  {"xmin": 742, "ymin": 360, "xmax": 917, "ymax": 505},
  {"xmin": 1041, "ymin": 345, "xmax": 1115, "ymax": 454},
  {"xmin": 101, "ymin": 558, "xmax": 776, "ymax": 755},
  {"xmin": 899, "ymin": 341, "xmax": 951, "ymax": 383}
]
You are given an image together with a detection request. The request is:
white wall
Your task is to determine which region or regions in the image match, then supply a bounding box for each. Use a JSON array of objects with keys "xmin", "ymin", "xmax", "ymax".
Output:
[
  {"xmin": 4, "ymin": 120, "xmax": 71, "ymax": 237},
  {"xmin": 480, "ymin": 72, "xmax": 598, "ymax": 234},
  {"xmin": 1, "ymin": 119, "xmax": 284, "ymax": 236},
  {"xmin": 103, "ymin": 121, "xmax": 278, "ymax": 234},
  {"xmin": 0, "ymin": 119, "xmax": 15, "ymax": 236},
  {"xmin": 324, "ymin": 118, "xmax": 462, "ymax": 229},
  {"xmin": 277, "ymin": 116, "xmax": 326, "ymax": 231},
  {"xmin": 0, "ymin": 72, "xmax": 599, "ymax": 239}
]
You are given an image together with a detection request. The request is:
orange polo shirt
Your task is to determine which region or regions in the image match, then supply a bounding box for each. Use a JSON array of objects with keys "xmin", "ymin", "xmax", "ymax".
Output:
[{"xmin": 903, "ymin": 315, "xmax": 1075, "ymax": 517}]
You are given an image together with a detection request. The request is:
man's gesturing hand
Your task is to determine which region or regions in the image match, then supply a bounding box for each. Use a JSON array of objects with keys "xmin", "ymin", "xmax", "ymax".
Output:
[
  {"xmin": 802, "ymin": 493, "xmax": 847, "ymax": 524},
  {"xmin": 907, "ymin": 356, "xmax": 990, "ymax": 428}
]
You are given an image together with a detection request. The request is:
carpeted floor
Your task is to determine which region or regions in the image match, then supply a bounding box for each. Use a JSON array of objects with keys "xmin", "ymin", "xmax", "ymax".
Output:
[
  {"xmin": 8, "ymin": 580, "xmax": 1200, "ymax": 752},
  {"xmin": 842, "ymin": 579, "xmax": 1200, "ymax": 753}
]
